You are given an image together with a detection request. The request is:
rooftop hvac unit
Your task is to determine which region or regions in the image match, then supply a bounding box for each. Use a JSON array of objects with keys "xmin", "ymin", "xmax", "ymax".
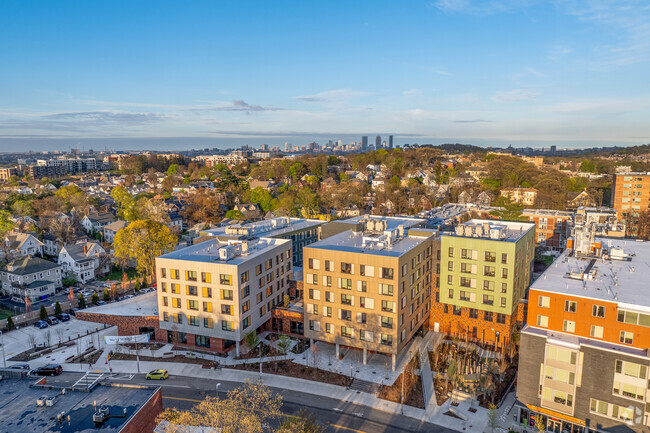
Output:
[
  {"xmin": 219, "ymin": 245, "xmax": 235, "ymax": 261},
  {"xmin": 475, "ymin": 224, "xmax": 484, "ymax": 237},
  {"xmin": 455, "ymin": 226, "xmax": 464, "ymax": 236}
]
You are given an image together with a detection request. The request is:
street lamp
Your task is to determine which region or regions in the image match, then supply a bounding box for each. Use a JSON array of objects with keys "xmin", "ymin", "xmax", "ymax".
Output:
[
  {"xmin": 0, "ymin": 330, "xmax": 6, "ymax": 369},
  {"xmin": 216, "ymin": 383, "xmax": 221, "ymax": 398}
]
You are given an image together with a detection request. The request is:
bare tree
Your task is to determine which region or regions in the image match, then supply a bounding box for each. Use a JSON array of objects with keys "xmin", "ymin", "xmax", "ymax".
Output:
[
  {"xmin": 56, "ymin": 327, "xmax": 65, "ymax": 345},
  {"xmin": 28, "ymin": 332, "xmax": 36, "ymax": 349},
  {"xmin": 45, "ymin": 329, "xmax": 52, "ymax": 347}
]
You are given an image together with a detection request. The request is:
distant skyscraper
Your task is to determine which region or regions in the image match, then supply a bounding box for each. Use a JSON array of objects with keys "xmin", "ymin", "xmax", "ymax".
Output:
[
  {"xmin": 361, "ymin": 136, "xmax": 368, "ymax": 151},
  {"xmin": 550, "ymin": 145, "xmax": 557, "ymax": 153},
  {"xmin": 375, "ymin": 135, "xmax": 381, "ymax": 148},
  {"xmin": 388, "ymin": 135, "xmax": 393, "ymax": 149},
  {"xmin": 284, "ymin": 142, "xmax": 289, "ymax": 152}
]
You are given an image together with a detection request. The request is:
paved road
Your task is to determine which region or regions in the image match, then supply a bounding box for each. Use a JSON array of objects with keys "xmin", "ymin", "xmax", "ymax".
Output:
[{"xmin": 98, "ymin": 373, "xmax": 454, "ymax": 433}]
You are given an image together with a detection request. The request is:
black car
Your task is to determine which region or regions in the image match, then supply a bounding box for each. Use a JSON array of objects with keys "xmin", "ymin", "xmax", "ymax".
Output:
[
  {"xmin": 32, "ymin": 364, "xmax": 62, "ymax": 376},
  {"xmin": 69, "ymin": 308, "xmax": 79, "ymax": 316},
  {"xmin": 44, "ymin": 317, "xmax": 59, "ymax": 326},
  {"xmin": 8, "ymin": 363, "xmax": 30, "ymax": 370},
  {"xmin": 55, "ymin": 313, "xmax": 71, "ymax": 322}
]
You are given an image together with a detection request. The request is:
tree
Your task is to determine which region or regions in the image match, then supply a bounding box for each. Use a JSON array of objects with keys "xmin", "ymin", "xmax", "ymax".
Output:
[
  {"xmin": 534, "ymin": 415, "xmax": 546, "ymax": 433},
  {"xmin": 490, "ymin": 196, "xmax": 526, "ymax": 221},
  {"xmin": 225, "ymin": 209, "xmax": 244, "ymax": 220},
  {"xmin": 156, "ymin": 381, "xmax": 282, "ymax": 433},
  {"xmin": 167, "ymin": 164, "xmax": 178, "ymax": 176},
  {"xmin": 54, "ymin": 301, "xmax": 62, "ymax": 316},
  {"xmin": 113, "ymin": 219, "xmax": 177, "ymax": 280},
  {"xmin": 67, "ymin": 287, "xmax": 75, "ymax": 304},
  {"xmin": 248, "ymin": 187, "xmax": 277, "ymax": 213},
  {"xmin": 111, "ymin": 186, "xmax": 138, "ymax": 221},
  {"xmin": 78, "ymin": 294, "xmax": 86, "ymax": 309},
  {"xmin": 141, "ymin": 277, "xmax": 147, "ymax": 289},
  {"xmin": 40, "ymin": 305, "xmax": 48, "ymax": 320},
  {"xmin": 487, "ymin": 403, "xmax": 499, "ymax": 433},
  {"xmin": 135, "ymin": 279, "xmax": 141, "ymax": 291},
  {"xmin": 245, "ymin": 330, "xmax": 259, "ymax": 354},
  {"xmin": 92, "ymin": 292, "xmax": 99, "ymax": 305},
  {"xmin": 0, "ymin": 210, "xmax": 16, "ymax": 261},
  {"xmin": 103, "ymin": 287, "xmax": 110, "ymax": 301},
  {"xmin": 6, "ymin": 315, "xmax": 15, "ymax": 330},
  {"xmin": 277, "ymin": 409, "xmax": 325, "ymax": 433}
]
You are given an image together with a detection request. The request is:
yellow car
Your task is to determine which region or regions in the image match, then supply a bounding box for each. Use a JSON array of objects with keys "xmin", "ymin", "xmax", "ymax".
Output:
[{"xmin": 145, "ymin": 369, "xmax": 169, "ymax": 380}]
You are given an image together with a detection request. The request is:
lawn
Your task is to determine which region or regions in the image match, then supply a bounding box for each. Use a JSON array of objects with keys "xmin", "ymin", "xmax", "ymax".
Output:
[{"xmin": 99, "ymin": 267, "xmax": 139, "ymax": 281}]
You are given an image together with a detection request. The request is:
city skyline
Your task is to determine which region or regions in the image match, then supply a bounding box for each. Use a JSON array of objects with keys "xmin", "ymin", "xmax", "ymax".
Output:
[{"xmin": 1, "ymin": 0, "xmax": 649, "ymax": 151}]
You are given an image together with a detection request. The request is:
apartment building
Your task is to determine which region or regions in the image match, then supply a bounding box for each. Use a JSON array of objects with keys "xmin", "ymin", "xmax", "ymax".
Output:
[
  {"xmin": 302, "ymin": 216, "xmax": 436, "ymax": 370},
  {"xmin": 516, "ymin": 226, "xmax": 650, "ymax": 432},
  {"xmin": 203, "ymin": 217, "xmax": 324, "ymax": 267},
  {"xmin": 522, "ymin": 209, "xmax": 573, "ymax": 251},
  {"xmin": 432, "ymin": 219, "xmax": 535, "ymax": 348},
  {"xmin": 611, "ymin": 172, "xmax": 650, "ymax": 237},
  {"xmin": 0, "ymin": 167, "xmax": 17, "ymax": 181},
  {"xmin": 156, "ymin": 237, "xmax": 292, "ymax": 355},
  {"xmin": 500, "ymin": 187, "xmax": 538, "ymax": 205}
]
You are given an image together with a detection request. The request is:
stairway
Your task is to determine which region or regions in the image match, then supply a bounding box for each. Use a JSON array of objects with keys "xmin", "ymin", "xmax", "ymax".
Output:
[
  {"xmin": 350, "ymin": 378, "xmax": 380, "ymax": 394},
  {"xmin": 72, "ymin": 372, "xmax": 104, "ymax": 391}
]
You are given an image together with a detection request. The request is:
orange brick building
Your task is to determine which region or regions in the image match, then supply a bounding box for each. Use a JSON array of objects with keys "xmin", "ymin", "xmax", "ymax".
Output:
[{"xmin": 611, "ymin": 172, "xmax": 650, "ymax": 237}]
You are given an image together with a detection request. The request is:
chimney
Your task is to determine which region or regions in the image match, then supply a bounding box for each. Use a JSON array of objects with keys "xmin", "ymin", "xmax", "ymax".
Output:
[{"xmin": 84, "ymin": 245, "xmax": 88, "ymax": 255}]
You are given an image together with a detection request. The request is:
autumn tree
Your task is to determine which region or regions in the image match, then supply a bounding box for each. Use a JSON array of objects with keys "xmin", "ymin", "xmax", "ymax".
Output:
[
  {"xmin": 0, "ymin": 210, "xmax": 16, "ymax": 261},
  {"xmin": 156, "ymin": 381, "xmax": 282, "ymax": 433},
  {"xmin": 111, "ymin": 186, "xmax": 139, "ymax": 221},
  {"xmin": 113, "ymin": 219, "xmax": 177, "ymax": 280},
  {"xmin": 490, "ymin": 196, "xmax": 526, "ymax": 221}
]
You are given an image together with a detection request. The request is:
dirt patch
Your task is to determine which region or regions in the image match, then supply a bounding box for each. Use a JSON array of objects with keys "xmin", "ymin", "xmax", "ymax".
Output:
[
  {"xmin": 378, "ymin": 373, "xmax": 425, "ymax": 409},
  {"xmin": 110, "ymin": 352, "xmax": 220, "ymax": 368},
  {"xmin": 231, "ymin": 359, "xmax": 351, "ymax": 387},
  {"xmin": 236, "ymin": 345, "xmax": 282, "ymax": 360}
]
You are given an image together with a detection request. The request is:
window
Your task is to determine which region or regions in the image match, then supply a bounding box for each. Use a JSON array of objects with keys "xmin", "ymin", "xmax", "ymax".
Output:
[
  {"xmin": 325, "ymin": 291, "xmax": 334, "ymax": 302},
  {"xmin": 448, "ymin": 289, "xmax": 454, "ymax": 298},
  {"xmin": 220, "ymin": 274, "xmax": 232, "ymax": 285},
  {"xmin": 548, "ymin": 346, "xmax": 577, "ymax": 364},
  {"xmin": 619, "ymin": 331, "xmax": 634, "ymax": 345},
  {"xmin": 325, "ymin": 323, "xmax": 333, "ymax": 334},
  {"xmin": 484, "ymin": 311, "xmax": 493, "ymax": 322},
  {"xmin": 500, "ymin": 282, "xmax": 507, "ymax": 293},
  {"xmin": 381, "ymin": 316, "xmax": 393, "ymax": 329},
  {"xmin": 341, "ymin": 294, "xmax": 352, "ymax": 305},
  {"xmin": 461, "ymin": 249, "xmax": 473, "ymax": 259},
  {"xmin": 615, "ymin": 359, "xmax": 647, "ymax": 379},
  {"xmin": 536, "ymin": 315, "xmax": 549, "ymax": 328},
  {"xmin": 325, "ymin": 260, "xmax": 333, "ymax": 271},
  {"xmin": 186, "ymin": 285, "xmax": 197, "ymax": 296},
  {"xmin": 564, "ymin": 300, "xmax": 577, "ymax": 313},
  {"xmin": 241, "ymin": 286, "xmax": 249, "ymax": 298},
  {"xmin": 496, "ymin": 313, "xmax": 506, "ymax": 324},
  {"xmin": 500, "ymin": 297, "xmax": 506, "ymax": 308},
  {"xmin": 221, "ymin": 304, "xmax": 233, "ymax": 315},
  {"xmin": 501, "ymin": 268, "xmax": 508, "ymax": 278},
  {"xmin": 160, "ymin": 268, "xmax": 167, "ymax": 278},
  {"xmin": 324, "ymin": 276, "xmax": 332, "ymax": 287},
  {"xmin": 483, "ymin": 266, "xmax": 495, "ymax": 277},
  {"xmin": 265, "ymin": 259, "xmax": 272, "ymax": 270},
  {"xmin": 381, "ymin": 300, "xmax": 395, "ymax": 312},
  {"xmin": 482, "ymin": 295, "xmax": 493, "ymax": 306},
  {"xmin": 256, "ymin": 264, "xmax": 262, "ymax": 276},
  {"xmin": 359, "ymin": 297, "xmax": 374, "ymax": 309},
  {"xmin": 360, "ymin": 265, "xmax": 373, "ymax": 277},
  {"xmin": 379, "ymin": 284, "xmax": 393, "ymax": 296},
  {"xmin": 259, "ymin": 305, "xmax": 266, "ymax": 316},
  {"xmin": 460, "ymin": 277, "xmax": 471, "ymax": 288},
  {"xmin": 163, "ymin": 312, "xmax": 169, "ymax": 321},
  {"xmin": 483, "ymin": 280, "xmax": 494, "ymax": 291},
  {"xmin": 172, "ymin": 298, "xmax": 181, "ymax": 308},
  {"xmin": 341, "ymin": 326, "xmax": 353, "ymax": 338},
  {"xmin": 448, "ymin": 262, "xmax": 454, "ymax": 271},
  {"xmin": 381, "ymin": 334, "xmax": 393, "ymax": 346},
  {"xmin": 360, "ymin": 330, "xmax": 373, "ymax": 341},
  {"xmin": 453, "ymin": 305, "xmax": 462, "ymax": 316},
  {"xmin": 469, "ymin": 308, "xmax": 478, "ymax": 319},
  {"xmin": 341, "ymin": 262, "xmax": 352, "ymax": 274},
  {"xmin": 484, "ymin": 251, "xmax": 496, "ymax": 262},
  {"xmin": 195, "ymin": 335, "xmax": 210, "ymax": 348},
  {"xmin": 308, "ymin": 289, "xmax": 321, "ymax": 300},
  {"xmin": 186, "ymin": 270, "xmax": 197, "ymax": 281},
  {"xmin": 242, "ymin": 316, "xmax": 250, "ymax": 329},
  {"xmin": 171, "ymin": 283, "xmax": 180, "ymax": 294},
  {"xmin": 202, "ymin": 287, "xmax": 212, "ymax": 298},
  {"xmin": 592, "ymin": 305, "xmax": 605, "ymax": 318},
  {"xmin": 340, "ymin": 278, "xmax": 352, "ymax": 290},
  {"xmin": 501, "ymin": 253, "xmax": 508, "ymax": 264},
  {"xmin": 447, "ymin": 275, "xmax": 453, "ymax": 285},
  {"xmin": 340, "ymin": 309, "xmax": 352, "ymax": 321},
  {"xmin": 256, "ymin": 292, "xmax": 263, "ymax": 304},
  {"xmin": 240, "ymin": 271, "xmax": 249, "ymax": 284},
  {"xmin": 170, "ymin": 269, "xmax": 180, "ymax": 279},
  {"xmin": 201, "ymin": 272, "xmax": 211, "ymax": 283},
  {"xmin": 562, "ymin": 320, "xmax": 575, "ymax": 333},
  {"xmin": 381, "ymin": 267, "xmax": 394, "ymax": 279},
  {"xmin": 189, "ymin": 316, "xmax": 199, "ymax": 326},
  {"xmin": 162, "ymin": 297, "xmax": 168, "ymax": 307},
  {"xmin": 222, "ymin": 321, "xmax": 234, "ymax": 331},
  {"xmin": 538, "ymin": 295, "xmax": 550, "ymax": 308},
  {"xmin": 590, "ymin": 325, "xmax": 603, "ymax": 339},
  {"xmin": 221, "ymin": 289, "xmax": 233, "ymax": 300},
  {"xmin": 357, "ymin": 280, "xmax": 366, "ymax": 292},
  {"xmin": 172, "ymin": 313, "xmax": 183, "ymax": 324},
  {"xmin": 324, "ymin": 306, "xmax": 332, "ymax": 317}
]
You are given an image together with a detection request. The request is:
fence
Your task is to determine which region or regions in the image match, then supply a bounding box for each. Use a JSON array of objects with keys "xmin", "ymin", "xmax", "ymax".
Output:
[{"xmin": 0, "ymin": 299, "xmax": 77, "ymax": 331}]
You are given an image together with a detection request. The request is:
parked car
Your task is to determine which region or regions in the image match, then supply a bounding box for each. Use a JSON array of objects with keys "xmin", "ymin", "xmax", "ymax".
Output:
[
  {"xmin": 69, "ymin": 308, "xmax": 79, "ymax": 316},
  {"xmin": 125, "ymin": 294, "xmax": 134, "ymax": 299},
  {"xmin": 32, "ymin": 364, "xmax": 62, "ymax": 376},
  {"xmin": 55, "ymin": 313, "xmax": 71, "ymax": 322},
  {"xmin": 80, "ymin": 290, "xmax": 94, "ymax": 298},
  {"xmin": 8, "ymin": 363, "xmax": 30, "ymax": 370},
  {"xmin": 145, "ymin": 369, "xmax": 168, "ymax": 380},
  {"xmin": 96, "ymin": 300, "xmax": 106, "ymax": 306},
  {"xmin": 44, "ymin": 317, "xmax": 59, "ymax": 326},
  {"xmin": 33, "ymin": 320, "xmax": 49, "ymax": 329}
]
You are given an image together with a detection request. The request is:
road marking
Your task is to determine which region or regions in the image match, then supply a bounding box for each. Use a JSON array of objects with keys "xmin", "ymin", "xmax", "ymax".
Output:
[{"xmin": 162, "ymin": 396, "xmax": 367, "ymax": 433}]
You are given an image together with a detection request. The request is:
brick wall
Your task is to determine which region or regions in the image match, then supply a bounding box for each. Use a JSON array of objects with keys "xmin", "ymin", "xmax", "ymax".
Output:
[
  {"xmin": 121, "ymin": 387, "xmax": 163, "ymax": 433},
  {"xmin": 76, "ymin": 311, "xmax": 160, "ymax": 336}
]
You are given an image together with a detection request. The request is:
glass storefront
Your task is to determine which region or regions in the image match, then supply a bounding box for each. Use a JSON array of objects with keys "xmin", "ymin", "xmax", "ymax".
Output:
[{"xmin": 517, "ymin": 406, "xmax": 587, "ymax": 433}]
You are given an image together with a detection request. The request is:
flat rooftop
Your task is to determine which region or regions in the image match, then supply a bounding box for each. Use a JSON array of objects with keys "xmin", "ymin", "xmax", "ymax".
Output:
[
  {"xmin": 203, "ymin": 217, "xmax": 323, "ymax": 238},
  {"xmin": 522, "ymin": 208, "xmax": 574, "ymax": 217},
  {"xmin": 333, "ymin": 215, "xmax": 425, "ymax": 230},
  {"xmin": 446, "ymin": 219, "xmax": 535, "ymax": 242},
  {"xmin": 0, "ymin": 379, "xmax": 158, "ymax": 433},
  {"xmin": 83, "ymin": 291, "xmax": 157, "ymax": 317},
  {"xmin": 531, "ymin": 237, "xmax": 650, "ymax": 311},
  {"xmin": 305, "ymin": 228, "xmax": 436, "ymax": 257},
  {"xmin": 158, "ymin": 237, "xmax": 290, "ymax": 265}
]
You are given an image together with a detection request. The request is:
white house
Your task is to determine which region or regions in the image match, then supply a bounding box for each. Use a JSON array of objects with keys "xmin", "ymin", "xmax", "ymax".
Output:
[
  {"xmin": 81, "ymin": 212, "xmax": 116, "ymax": 234},
  {"xmin": 102, "ymin": 220, "xmax": 128, "ymax": 243},
  {"xmin": 58, "ymin": 241, "xmax": 110, "ymax": 283},
  {"xmin": 0, "ymin": 256, "xmax": 63, "ymax": 301},
  {"xmin": 3, "ymin": 232, "xmax": 44, "ymax": 260}
]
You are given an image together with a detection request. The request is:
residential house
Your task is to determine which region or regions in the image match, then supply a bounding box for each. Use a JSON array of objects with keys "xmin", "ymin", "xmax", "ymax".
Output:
[
  {"xmin": 500, "ymin": 187, "xmax": 538, "ymax": 206},
  {"xmin": 1, "ymin": 256, "xmax": 63, "ymax": 301},
  {"xmin": 233, "ymin": 203, "xmax": 263, "ymax": 220},
  {"xmin": 476, "ymin": 191, "xmax": 494, "ymax": 207},
  {"xmin": 81, "ymin": 212, "xmax": 117, "ymax": 234},
  {"xmin": 3, "ymin": 232, "xmax": 43, "ymax": 260},
  {"xmin": 102, "ymin": 220, "xmax": 128, "ymax": 243},
  {"xmin": 566, "ymin": 189, "xmax": 597, "ymax": 210},
  {"xmin": 58, "ymin": 241, "xmax": 110, "ymax": 283}
]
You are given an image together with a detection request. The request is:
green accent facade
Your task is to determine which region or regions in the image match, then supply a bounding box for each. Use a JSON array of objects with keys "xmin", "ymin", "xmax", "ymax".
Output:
[{"xmin": 440, "ymin": 225, "xmax": 535, "ymax": 316}]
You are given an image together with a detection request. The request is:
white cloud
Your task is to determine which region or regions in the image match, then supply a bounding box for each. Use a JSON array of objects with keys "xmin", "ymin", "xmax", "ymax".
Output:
[
  {"xmin": 295, "ymin": 89, "xmax": 370, "ymax": 102},
  {"xmin": 491, "ymin": 88, "xmax": 539, "ymax": 103}
]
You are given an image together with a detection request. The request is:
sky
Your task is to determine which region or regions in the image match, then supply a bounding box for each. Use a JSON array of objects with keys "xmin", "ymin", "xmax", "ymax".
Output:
[{"xmin": 1, "ymin": 0, "xmax": 650, "ymax": 151}]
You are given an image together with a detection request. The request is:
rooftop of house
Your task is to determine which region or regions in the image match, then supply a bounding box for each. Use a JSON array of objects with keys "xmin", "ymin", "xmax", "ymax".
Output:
[
  {"xmin": 103, "ymin": 220, "xmax": 128, "ymax": 232},
  {"xmin": 62, "ymin": 241, "xmax": 105, "ymax": 261},
  {"xmin": 158, "ymin": 237, "xmax": 290, "ymax": 265},
  {"xmin": 203, "ymin": 217, "xmax": 323, "ymax": 239},
  {"xmin": 446, "ymin": 219, "xmax": 535, "ymax": 242},
  {"xmin": 3, "ymin": 256, "xmax": 61, "ymax": 275},
  {"xmin": 83, "ymin": 291, "xmax": 158, "ymax": 316},
  {"xmin": 522, "ymin": 209, "xmax": 574, "ymax": 217},
  {"xmin": 531, "ymin": 236, "xmax": 650, "ymax": 311},
  {"xmin": 332, "ymin": 215, "xmax": 425, "ymax": 231},
  {"xmin": 0, "ymin": 379, "xmax": 159, "ymax": 433},
  {"xmin": 306, "ymin": 226, "xmax": 437, "ymax": 257},
  {"xmin": 85, "ymin": 212, "xmax": 116, "ymax": 224}
]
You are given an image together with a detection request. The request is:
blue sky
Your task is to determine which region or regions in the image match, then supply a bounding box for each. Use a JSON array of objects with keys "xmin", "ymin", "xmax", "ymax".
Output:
[{"xmin": 1, "ymin": 0, "xmax": 649, "ymax": 150}]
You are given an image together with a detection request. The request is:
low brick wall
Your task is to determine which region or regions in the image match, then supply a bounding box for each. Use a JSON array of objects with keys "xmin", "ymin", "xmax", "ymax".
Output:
[
  {"xmin": 76, "ymin": 311, "xmax": 160, "ymax": 337},
  {"xmin": 121, "ymin": 386, "xmax": 163, "ymax": 433}
]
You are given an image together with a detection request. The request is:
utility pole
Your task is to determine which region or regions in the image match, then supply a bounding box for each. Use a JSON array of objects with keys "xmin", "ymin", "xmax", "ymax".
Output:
[
  {"xmin": 0, "ymin": 330, "xmax": 6, "ymax": 369},
  {"xmin": 136, "ymin": 341, "xmax": 140, "ymax": 374}
]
